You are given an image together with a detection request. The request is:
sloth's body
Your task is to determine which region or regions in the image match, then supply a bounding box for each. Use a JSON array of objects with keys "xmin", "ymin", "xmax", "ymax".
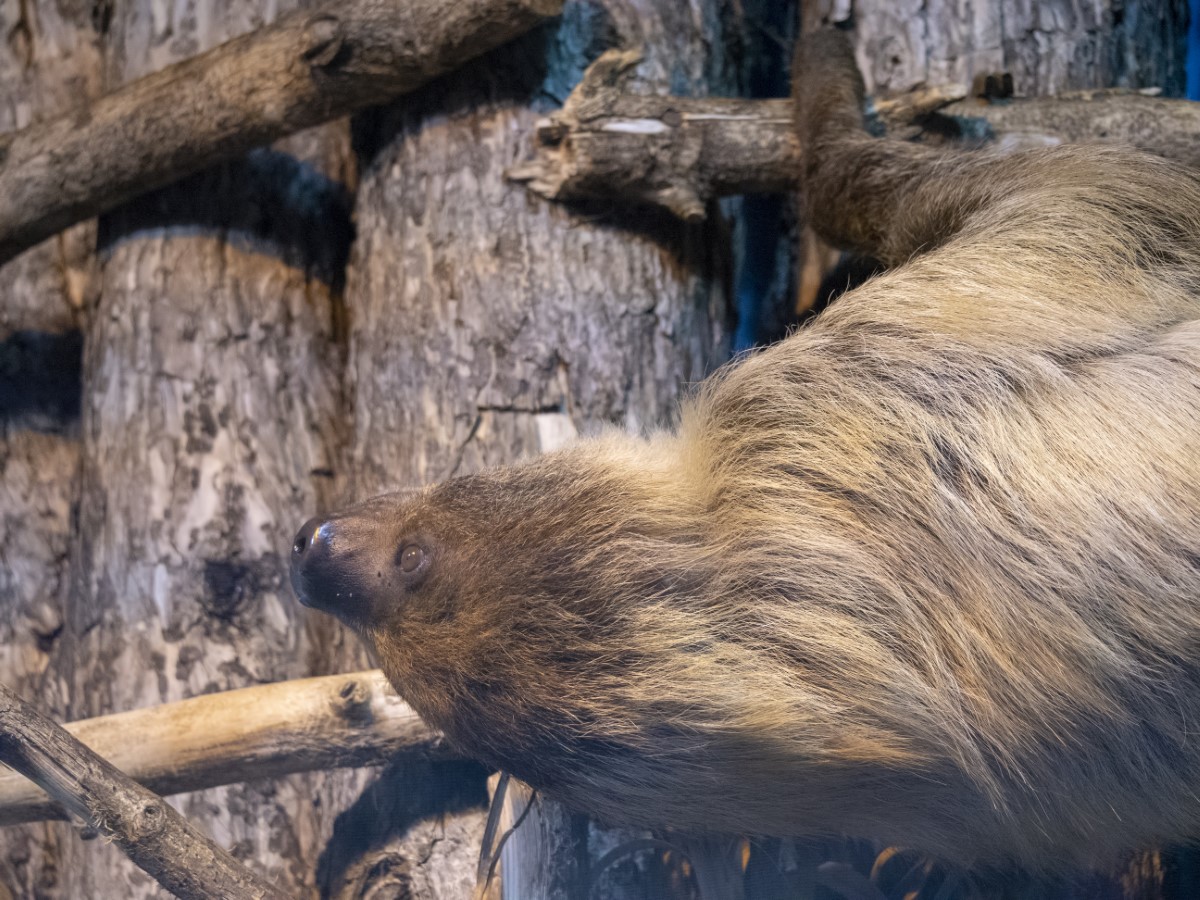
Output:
[{"xmin": 291, "ymin": 33, "xmax": 1200, "ymax": 870}]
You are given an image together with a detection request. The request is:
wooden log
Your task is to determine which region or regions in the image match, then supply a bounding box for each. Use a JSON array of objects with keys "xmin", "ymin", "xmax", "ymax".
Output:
[
  {"xmin": 0, "ymin": 682, "xmax": 292, "ymax": 900},
  {"xmin": 0, "ymin": 670, "xmax": 448, "ymax": 827},
  {"xmin": 509, "ymin": 49, "xmax": 1200, "ymax": 219},
  {"xmin": 0, "ymin": 0, "xmax": 562, "ymax": 267}
]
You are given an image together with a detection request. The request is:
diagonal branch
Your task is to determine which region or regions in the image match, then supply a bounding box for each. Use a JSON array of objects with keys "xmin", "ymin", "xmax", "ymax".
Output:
[
  {"xmin": 0, "ymin": 0, "xmax": 562, "ymax": 266},
  {"xmin": 0, "ymin": 682, "xmax": 292, "ymax": 900},
  {"xmin": 509, "ymin": 49, "xmax": 1200, "ymax": 220},
  {"xmin": 0, "ymin": 670, "xmax": 450, "ymax": 827}
]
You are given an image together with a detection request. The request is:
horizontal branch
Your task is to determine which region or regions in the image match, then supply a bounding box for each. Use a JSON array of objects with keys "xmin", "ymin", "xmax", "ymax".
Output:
[
  {"xmin": 509, "ymin": 49, "xmax": 1200, "ymax": 219},
  {"xmin": 0, "ymin": 682, "xmax": 292, "ymax": 900},
  {"xmin": 0, "ymin": 670, "xmax": 449, "ymax": 827},
  {"xmin": 0, "ymin": 0, "xmax": 562, "ymax": 266}
]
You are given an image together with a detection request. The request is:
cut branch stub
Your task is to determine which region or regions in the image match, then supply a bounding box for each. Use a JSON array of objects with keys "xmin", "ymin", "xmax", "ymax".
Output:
[
  {"xmin": 510, "ymin": 48, "xmax": 796, "ymax": 220},
  {"xmin": 510, "ymin": 51, "xmax": 1200, "ymax": 220}
]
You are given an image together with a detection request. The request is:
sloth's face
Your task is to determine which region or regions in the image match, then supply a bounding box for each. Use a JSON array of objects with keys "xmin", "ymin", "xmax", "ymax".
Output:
[
  {"xmin": 290, "ymin": 482, "xmax": 506, "ymax": 643},
  {"xmin": 289, "ymin": 488, "xmax": 439, "ymax": 634},
  {"xmin": 288, "ymin": 459, "xmax": 696, "ymax": 768},
  {"xmin": 288, "ymin": 460, "xmax": 659, "ymax": 660}
]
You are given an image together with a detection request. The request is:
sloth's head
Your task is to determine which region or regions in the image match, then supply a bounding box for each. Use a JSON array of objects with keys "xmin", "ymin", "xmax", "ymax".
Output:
[
  {"xmin": 287, "ymin": 438, "xmax": 712, "ymax": 759},
  {"xmin": 290, "ymin": 443, "xmax": 697, "ymax": 632}
]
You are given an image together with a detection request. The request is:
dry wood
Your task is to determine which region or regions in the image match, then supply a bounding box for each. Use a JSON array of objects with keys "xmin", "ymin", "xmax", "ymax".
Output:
[
  {"xmin": 0, "ymin": 681, "xmax": 291, "ymax": 900},
  {"xmin": 0, "ymin": 671, "xmax": 448, "ymax": 827},
  {"xmin": 510, "ymin": 49, "xmax": 1200, "ymax": 219},
  {"xmin": 0, "ymin": 0, "xmax": 562, "ymax": 266}
]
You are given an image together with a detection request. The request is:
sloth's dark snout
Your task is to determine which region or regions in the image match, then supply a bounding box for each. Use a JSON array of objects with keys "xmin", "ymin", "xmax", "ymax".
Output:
[
  {"xmin": 288, "ymin": 514, "xmax": 379, "ymax": 628},
  {"xmin": 289, "ymin": 516, "xmax": 337, "ymax": 611}
]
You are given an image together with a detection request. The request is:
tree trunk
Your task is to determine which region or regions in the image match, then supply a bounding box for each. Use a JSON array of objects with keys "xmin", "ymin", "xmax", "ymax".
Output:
[
  {"xmin": 344, "ymin": 1, "xmax": 739, "ymax": 895},
  {"xmin": 0, "ymin": 1, "xmax": 103, "ymax": 895},
  {"xmin": 30, "ymin": 0, "xmax": 369, "ymax": 895}
]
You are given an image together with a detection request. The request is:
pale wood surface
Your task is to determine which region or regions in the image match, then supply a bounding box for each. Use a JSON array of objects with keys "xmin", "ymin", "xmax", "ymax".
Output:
[{"xmin": 0, "ymin": 671, "xmax": 448, "ymax": 828}]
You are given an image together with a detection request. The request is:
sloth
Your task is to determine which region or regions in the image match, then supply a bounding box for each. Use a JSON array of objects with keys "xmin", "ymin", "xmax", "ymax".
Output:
[{"xmin": 291, "ymin": 30, "xmax": 1200, "ymax": 871}]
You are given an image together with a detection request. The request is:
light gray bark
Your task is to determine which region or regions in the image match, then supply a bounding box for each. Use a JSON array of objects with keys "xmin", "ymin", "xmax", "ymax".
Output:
[
  {"xmin": 804, "ymin": 0, "xmax": 1187, "ymax": 98},
  {"xmin": 40, "ymin": 1, "xmax": 364, "ymax": 895}
]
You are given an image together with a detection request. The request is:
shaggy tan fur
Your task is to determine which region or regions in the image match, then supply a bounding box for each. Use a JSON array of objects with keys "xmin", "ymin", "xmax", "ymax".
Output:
[{"xmin": 295, "ymin": 31, "xmax": 1200, "ymax": 871}]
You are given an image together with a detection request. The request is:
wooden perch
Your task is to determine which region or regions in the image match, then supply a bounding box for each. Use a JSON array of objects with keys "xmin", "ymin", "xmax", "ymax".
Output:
[
  {"xmin": 0, "ymin": 0, "xmax": 563, "ymax": 266},
  {"xmin": 0, "ymin": 670, "xmax": 449, "ymax": 827},
  {"xmin": 509, "ymin": 49, "xmax": 1200, "ymax": 220},
  {"xmin": 0, "ymin": 682, "xmax": 292, "ymax": 900}
]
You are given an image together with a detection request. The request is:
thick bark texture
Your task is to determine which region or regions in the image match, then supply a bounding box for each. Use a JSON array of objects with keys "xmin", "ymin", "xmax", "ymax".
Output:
[
  {"xmin": 0, "ymin": 1, "xmax": 103, "ymax": 895},
  {"xmin": 347, "ymin": 1, "xmax": 732, "ymax": 495},
  {"xmin": 344, "ymin": 0, "xmax": 737, "ymax": 894},
  {"xmin": 33, "ymin": 2, "xmax": 360, "ymax": 896},
  {"xmin": 0, "ymin": 0, "xmax": 563, "ymax": 267}
]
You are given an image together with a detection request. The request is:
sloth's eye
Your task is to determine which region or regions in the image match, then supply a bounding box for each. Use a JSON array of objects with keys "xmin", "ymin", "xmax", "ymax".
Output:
[{"xmin": 399, "ymin": 544, "xmax": 426, "ymax": 574}]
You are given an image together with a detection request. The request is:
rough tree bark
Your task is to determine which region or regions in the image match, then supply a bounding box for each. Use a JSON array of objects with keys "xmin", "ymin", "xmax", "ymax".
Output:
[
  {"xmin": 804, "ymin": 0, "xmax": 1187, "ymax": 98},
  {"xmin": 0, "ymin": 1, "xmax": 104, "ymax": 895},
  {"xmin": 0, "ymin": 684, "xmax": 291, "ymax": 900},
  {"xmin": 25, "ymin": 0, "xmax": 365, "ymax": 895},
  {"xmin": 343, "ymin": 0, "xmax": 741, "ymax": 895}
]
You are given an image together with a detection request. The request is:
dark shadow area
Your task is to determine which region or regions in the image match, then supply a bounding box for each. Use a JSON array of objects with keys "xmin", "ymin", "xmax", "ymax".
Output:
[
  {"xmin": 730, "ymin": 0, "xmax": 799, "ymax": 353},
  {"xmin": 0, "ymin": 329, "xmax": 83, "ymax": 431},
  {"xmin": 97, "ymin": 149, "xmax": 355, "ymax": 293},
  {"xmin": 316, "ymin": 757, "xmax": 490, "ymax": 898},
  {"xmin": 800, "ymin": 252, "xmax": 885, "ymax": 324}
]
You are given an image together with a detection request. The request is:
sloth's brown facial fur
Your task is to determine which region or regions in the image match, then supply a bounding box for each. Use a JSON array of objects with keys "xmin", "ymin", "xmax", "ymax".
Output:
[{"xmin": 291, "ymin": 30, "xmax": 1200, "ymax": 871}]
